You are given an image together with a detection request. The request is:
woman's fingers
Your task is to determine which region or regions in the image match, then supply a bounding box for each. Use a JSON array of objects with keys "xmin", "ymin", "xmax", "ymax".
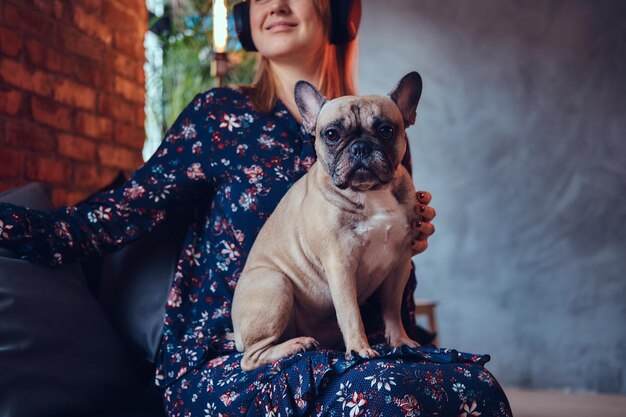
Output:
[
  {"xmin": 413, "ymin": 219, "xmax": 435, "ymax": 238},
  {"xmin": 411, "ymin": 191, "xmax": 435, "ymax": 256},
  {"xmin": 411, "ymin": 239, "xmax": 428, "ymax": 255},
  {"xmin": 416, "ymin": 191, "xmax": 432, "ymax": 205},
  {"xmin": 415, "ymin": 204, "xmax": 436, "ymax": 222}
]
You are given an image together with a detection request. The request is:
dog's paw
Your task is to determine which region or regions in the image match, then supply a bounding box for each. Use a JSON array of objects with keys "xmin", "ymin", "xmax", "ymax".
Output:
[
  {"xmin": 281, "ymin": 336, "xmax": 320, "ymax": 356},
  {"xmin": 345, "ymin": 345, "xmax": 379, "ymax": 361},
  {"xmin": 388, "ymin": 336, "xmax": 421, "ymax": 349}
]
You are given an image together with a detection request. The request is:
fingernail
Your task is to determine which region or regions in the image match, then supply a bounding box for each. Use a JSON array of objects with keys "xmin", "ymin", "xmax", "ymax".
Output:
[
  {"xmin": 418, "ymin": 192, "xmax": 425, "ymax": 200},
  {"xmin": 415, "ymin": 221, "xmax": 422, "ymax": 228},
  {"xmin": 419, "ymin": 205, "xmax": 425, "ymax": 213}
]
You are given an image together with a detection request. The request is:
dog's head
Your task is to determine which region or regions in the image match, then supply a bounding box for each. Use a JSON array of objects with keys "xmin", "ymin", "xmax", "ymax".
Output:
[{"xmin": 295, "ymin": 72, "xmax": 422, "ymax": 191}]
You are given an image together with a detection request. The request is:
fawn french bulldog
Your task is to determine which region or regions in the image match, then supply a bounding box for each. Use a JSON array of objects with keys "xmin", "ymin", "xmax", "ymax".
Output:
[{"xmin": 232, "ymin": 72, "xmax": 423, "ymax": 371}]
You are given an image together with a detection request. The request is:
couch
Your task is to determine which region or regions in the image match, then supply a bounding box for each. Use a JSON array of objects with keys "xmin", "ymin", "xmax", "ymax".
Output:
[{"xmin": 0, "ymin": 182, "xmax": 183, "ymax": 417}]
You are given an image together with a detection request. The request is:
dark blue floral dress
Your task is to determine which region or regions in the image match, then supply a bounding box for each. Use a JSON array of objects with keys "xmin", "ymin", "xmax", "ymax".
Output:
[{"xmin": 0, "ymin": 87, "xmax": 511, "ymax": 416}]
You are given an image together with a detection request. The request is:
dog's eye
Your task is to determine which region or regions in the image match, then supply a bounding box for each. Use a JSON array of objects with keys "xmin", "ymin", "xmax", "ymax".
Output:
[
  {"xmin": 324, "ymin": 128, "xmax": 339, "ymax": 142},
  {"xmin": 379, "ymin": 125, "xmax": 394, "ymax": 139}
]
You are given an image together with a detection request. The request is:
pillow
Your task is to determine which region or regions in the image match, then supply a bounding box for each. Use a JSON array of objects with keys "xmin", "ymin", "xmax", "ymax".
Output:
[
  {"xmin": 74, "ymin": 172, "xmax": 184, "ymax": 364},
  {"xmin": 0, "ymin": 183, "xmax": 154, "ymax": 417},
  {"xmin": 98, "ymin": 214, "xmax": 185, "ymax": 363}
]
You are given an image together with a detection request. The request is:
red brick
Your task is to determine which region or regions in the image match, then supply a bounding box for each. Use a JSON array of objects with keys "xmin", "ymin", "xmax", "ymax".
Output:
[
  {"xmin": 0, "ymin": 26, "xmax": 22, "ymax": 56},
  {"xmin": 75, "ymin": 111, "xmax": 113, "ymax": 140},
  {"xmin": 24, "ymin": 39, "xmax": 44, "ymax": 64},
  {"xmin": 114, "ymin": 122, "xmax": 145, "ymax": 149},
  {"xmin": 25, "ymin": 155, "xmax": 71, "ymax": 184},
  {"xmin": 31, "ymin": 97, "xmax": 73, "ymax": 131},
  {"xmin": 70, "ymin": 164, "xmax": 119, "ymax": 192},
  {"xmin": 122, "ymin": 0, "xmax": 147, "ymax": 19},
  {"xmin": 113, "ymin": 33, "xmax": 144, "ymax": 60},
  {"xmin": 73, "ymin": 5, "xmax": 113, "ymax": 46},
  {"xmin": 0, "ymin": 57, "xmax": 54, "ymax": 97},
  {"xmin": 58, "ymin": 27, "xmax": 103, "ymax": 63},
  {"xmin": 68, "ymin": 60, "xmax": 114, "ymax": 93},
  {"xmin": 0, "ymin": 90, "xmax": 23, "ymax": 116},
  {"xmin": 98, "ymin": 93, "xmax": 136, "ymax": 123},
  {"xmin": 0, "ymin": 148, "xmax": 24, "ymax": 179},
  {"xmin": 5, "ymin": 120, "xmax": 55, "ymax": 152},
  {"xmin": 25, "ymin": 39, "xmax": 66, "ymax": 73},
  {"xmin": 3, "ymin": 1, "xmax": 56, "ymax": 38},
  {"xmin": 73, "ymin": 0, "xmax": 102, "ymax": 14},
  {"xmin": 93, "ymin": 68, "xmax": 115, "ymax": 93},
  {"xmin": 97, "ymin": 143, "xmax": 142, "ymax": 170},
  {"xmin": 136, "ymin": 66, "xmax": 145, "ymax": 85},
  {"xmin": 112, "ymin": 51, "xmax": 137, "ymax": 79},
  {"xmin": 54, "ymin": 78, "xmax": 97, "ymax": 110},
  {"xmin": 135, "ymin": 106, "xmax": 145, "ymax": 128},
  {"xmin": 103, "ymin": 2, "xmax": 139, "ymax": 35},
  {"xmin": 114, "ymin": 76, "xmax": 144, "ymax": 104},
  {"xmin": 57, "ymin": 134, "xmax": 97, "ymax": 161},
  {"xmin": 0, "ymin": 181, "xmax": 25, "ymax": 194},
  {"xmin": 32, "ymin": 0, "xmax": 64, "ymax": 19},
  {"xmin": 72, "ymin": 163, "xmax": 105, "ymax": 189}
]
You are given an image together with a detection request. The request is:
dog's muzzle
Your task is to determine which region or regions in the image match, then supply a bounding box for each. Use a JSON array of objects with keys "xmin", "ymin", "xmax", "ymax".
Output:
[{"xmin": 349, "ymin": 141, "xmax": 373, "ymax": 159}]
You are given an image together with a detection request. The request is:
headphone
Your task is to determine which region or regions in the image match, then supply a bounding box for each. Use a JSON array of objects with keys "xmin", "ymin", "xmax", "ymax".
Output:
[{"xmin": 233, "ymin": 0, "xmax": 362, "ymax": 52}]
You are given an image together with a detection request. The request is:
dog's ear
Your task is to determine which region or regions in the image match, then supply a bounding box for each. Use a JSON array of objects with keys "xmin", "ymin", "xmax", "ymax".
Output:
[
  {"xmin": 295, "ymin": 81, "xmax": 327, "ymax": 134},
  {"xmin": 389, "ymin": 71, "xmax": 423, "ymax": 127}
]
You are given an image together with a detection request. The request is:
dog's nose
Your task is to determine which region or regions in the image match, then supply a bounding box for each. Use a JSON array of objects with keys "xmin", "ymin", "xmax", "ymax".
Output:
[{"xmin": 350, "ymin": 141, "xmax": 373, "ymax": 158}]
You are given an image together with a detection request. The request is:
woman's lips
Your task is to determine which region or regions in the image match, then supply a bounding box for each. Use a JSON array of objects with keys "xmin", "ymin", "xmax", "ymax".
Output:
[{"xmin": 265, "ymin": 22, "xmax": 298, "ymax": 32}]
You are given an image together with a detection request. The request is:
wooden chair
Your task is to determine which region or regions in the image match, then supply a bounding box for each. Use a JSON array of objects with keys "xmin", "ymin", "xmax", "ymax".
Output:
[{"xmin": 414, "ymin": 299, "xmax": 439, "ymax": 347}]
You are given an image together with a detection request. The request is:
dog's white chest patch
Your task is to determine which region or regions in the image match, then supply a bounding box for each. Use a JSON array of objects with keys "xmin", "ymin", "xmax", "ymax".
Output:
[{"xmin": 354, "ymin": 190, "xmax": 410, "ymax": 277}]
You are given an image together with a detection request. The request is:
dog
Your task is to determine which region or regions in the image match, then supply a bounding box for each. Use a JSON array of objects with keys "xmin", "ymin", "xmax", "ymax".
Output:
[{"xmin": 232, "ymin": 72, "xmax": 423, "ymax": 371}]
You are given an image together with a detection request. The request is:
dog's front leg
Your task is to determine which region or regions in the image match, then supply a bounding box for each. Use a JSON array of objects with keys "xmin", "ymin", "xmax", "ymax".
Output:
[
  {"xmin": 325, "ymin": 255, "xmax": 379, "ymax": 360},
  {"xmin": 379, "ymin": 259, "xmax": 420, "ymax": 348}
]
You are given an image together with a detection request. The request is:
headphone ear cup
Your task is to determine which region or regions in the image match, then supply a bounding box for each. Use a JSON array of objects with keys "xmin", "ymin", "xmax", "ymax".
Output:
[
  {"xmin": 330, "ymin": 0, "xmax": 362, "ymax": 45},
  {"xmin": 233, "ymin": 1, "xmax": 257, "ymax": 52}
]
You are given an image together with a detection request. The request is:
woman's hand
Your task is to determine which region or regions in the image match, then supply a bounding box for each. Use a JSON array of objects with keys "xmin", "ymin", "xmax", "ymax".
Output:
[{"xmin": 411, "ymin": 191, "xmax": 436, "ymax": 256}]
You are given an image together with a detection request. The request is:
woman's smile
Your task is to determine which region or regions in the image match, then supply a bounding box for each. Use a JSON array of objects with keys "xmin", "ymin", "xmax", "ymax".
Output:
[
  {"xmin": 265, "ymin": 21, "xmax": 298, "ymax": 32},
  {"xmin": 250, "ymin": 0, "xmax": 326, "ymax": 60}
]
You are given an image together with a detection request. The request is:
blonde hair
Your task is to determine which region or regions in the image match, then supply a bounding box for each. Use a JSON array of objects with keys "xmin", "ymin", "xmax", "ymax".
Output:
[{"xmin": 248, "ymin": 0, "xmax": 358, "ymax": 113}]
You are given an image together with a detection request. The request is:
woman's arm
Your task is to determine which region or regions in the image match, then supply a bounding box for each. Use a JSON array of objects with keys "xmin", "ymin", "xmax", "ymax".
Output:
[{"xmin": 0, "ymin": 93, "xmax": 217, "ymax": 266}]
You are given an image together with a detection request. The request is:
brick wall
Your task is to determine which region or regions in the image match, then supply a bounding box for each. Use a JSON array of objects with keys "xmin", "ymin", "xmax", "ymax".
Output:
[{"xmin": 0, "ymin": 0, "xmax": 147, "ymax": 206}]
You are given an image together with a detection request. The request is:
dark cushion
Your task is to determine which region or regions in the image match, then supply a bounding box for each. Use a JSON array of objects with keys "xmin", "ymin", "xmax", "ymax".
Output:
[
  {"xmin": 0, "ymin": 183, "xmax": 152, "ymax": 417},
  {"xmin": 75, "ymin": 172, "xmax": 184, "ymax": 364},
  {"xmin": 98, "ymin": 214, "xmax": 185, "ymax": 363}
]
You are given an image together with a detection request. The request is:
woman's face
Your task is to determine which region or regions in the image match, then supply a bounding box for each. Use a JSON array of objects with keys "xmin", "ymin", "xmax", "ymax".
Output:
[{"xmin": 250, "ymin": 0, "xmax": 327, "ymax": 62}]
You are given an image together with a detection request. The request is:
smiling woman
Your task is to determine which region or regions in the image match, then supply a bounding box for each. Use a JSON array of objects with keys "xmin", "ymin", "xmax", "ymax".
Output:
[{"xmin": 245, "ymin": 0, "xmax": 358, "ymax": 114}]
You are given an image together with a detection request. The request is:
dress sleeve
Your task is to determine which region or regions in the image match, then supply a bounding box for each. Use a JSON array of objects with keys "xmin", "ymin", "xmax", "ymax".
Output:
[{"xmin": 0, "ymin": 93, "xmax": 217, "ymax": 266}]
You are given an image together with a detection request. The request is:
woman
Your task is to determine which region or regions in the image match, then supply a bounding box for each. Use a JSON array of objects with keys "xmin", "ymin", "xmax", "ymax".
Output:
[{"xmin": 0, "ymin": 0, "xmax": 511, "ymax": 415}]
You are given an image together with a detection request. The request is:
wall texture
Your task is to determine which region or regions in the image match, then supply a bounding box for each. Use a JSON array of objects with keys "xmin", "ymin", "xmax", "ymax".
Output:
[
  {"xmin": 358, "ymin": 0, "xmax": 626, "ymax": 393},
  {"xmin": 0, "ymin": 0, "xmax": 147, "ymax": 206}
]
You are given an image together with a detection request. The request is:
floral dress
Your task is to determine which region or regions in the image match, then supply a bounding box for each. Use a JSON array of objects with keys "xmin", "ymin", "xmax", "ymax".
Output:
[{"xmin": 0, "ymin": 87, "xmax": 512, "ymax": 416}]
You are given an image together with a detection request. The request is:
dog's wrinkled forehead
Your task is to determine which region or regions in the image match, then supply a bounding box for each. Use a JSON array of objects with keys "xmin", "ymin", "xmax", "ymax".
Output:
[{"xmin": 316, "ymin": 95, "xmax": 403, "ymax": 134}]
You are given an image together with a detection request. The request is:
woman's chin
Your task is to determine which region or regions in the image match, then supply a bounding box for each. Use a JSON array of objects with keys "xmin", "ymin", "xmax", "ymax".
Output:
[
  {"xmin": 254, "ymin": 31, "xmax": 326, "ymax": 63},
  {"xmin": 258, "ymin": 42, "xmax": 310, "ymax": 60}
]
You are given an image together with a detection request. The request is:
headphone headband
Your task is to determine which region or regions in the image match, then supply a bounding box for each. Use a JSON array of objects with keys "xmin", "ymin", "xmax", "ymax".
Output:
[{"xmin": 233, "ymin": 0, "xmax": 361, "ymax": 53}]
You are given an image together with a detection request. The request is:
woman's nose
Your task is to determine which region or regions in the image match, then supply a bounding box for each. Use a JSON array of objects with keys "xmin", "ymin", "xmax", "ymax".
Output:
[{"xmin": 269, "ymin": 0, "xmax": 290, "ymax": 15}]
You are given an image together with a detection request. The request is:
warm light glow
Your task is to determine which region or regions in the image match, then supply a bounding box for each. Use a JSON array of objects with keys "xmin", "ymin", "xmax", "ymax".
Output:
[{"xmin": 213, "ymin": 0, "xmax": 228, "ymax": 53}]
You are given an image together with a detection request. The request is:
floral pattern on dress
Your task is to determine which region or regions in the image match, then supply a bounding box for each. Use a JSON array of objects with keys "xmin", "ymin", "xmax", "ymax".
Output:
[
  {"xmin": 164, "ymin": 345, "xmax": 511, "ymax": 417},
  {"xmin": 0, "ymin": 87, "xmax": 511, "ymax": 416}
]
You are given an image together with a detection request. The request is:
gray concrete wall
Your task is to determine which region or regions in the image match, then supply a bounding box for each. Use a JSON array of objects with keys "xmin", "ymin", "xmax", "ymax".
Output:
[{"xmin": 358, "ymin": 0, "xmax": 626, "ymax": 393}]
